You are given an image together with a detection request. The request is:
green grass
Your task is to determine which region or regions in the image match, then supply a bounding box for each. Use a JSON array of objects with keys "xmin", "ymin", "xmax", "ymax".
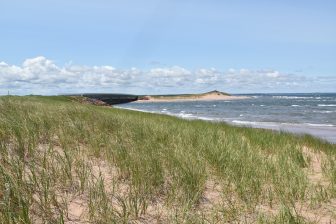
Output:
[{"xmin": 0, "ymin": 96, "xmax": 335, "ymax": 223}]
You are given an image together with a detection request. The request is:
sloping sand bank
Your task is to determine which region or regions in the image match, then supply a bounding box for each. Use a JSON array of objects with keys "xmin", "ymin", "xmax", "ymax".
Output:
[{"xmin": 137, "ymin": 90, "xmax": 249, "ymax": 102}]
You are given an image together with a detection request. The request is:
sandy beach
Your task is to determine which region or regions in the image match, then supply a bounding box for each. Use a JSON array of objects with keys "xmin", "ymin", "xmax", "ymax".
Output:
[
  {"xmin": 137, "ymin": 91, "xmax": 249, "ymax": 102},
  {"xmin": 2, "ymin": 95, "xmax": 336, "ymax": 223}
]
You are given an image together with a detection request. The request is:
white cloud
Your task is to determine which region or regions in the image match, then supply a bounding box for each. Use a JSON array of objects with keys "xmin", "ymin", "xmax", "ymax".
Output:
[
  {"xmin": 194, "ymin": 68, "xmax": 220, "ymax": 85},
  {"xmin": 220, "ymin": 69, "xmax": 311, "ymax": 92},
  {"xmin": 0, "ymin": 56, "xmax": 334, "ymax": 95},
  {"xmin": 147, "ymin": 66, "xmax": 193, "ymax": 87}
]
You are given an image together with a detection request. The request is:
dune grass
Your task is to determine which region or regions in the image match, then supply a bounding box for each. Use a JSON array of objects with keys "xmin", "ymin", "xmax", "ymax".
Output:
[{"xmin": 0, "ymin": 96, "xmax": 335, "ymax": 223}]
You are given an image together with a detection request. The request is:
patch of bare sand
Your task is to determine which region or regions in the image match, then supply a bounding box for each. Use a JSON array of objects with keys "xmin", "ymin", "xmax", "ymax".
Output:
[
  {"xmin": 138, "ymin": 92, "xmax": 249, "ymax": 103},
  {"xmin": 64, "ymin": 159, "xmax": 122, "ymax": 223},
  {"xmin": 65, "ymin": 195, "xmax": 89, "ymax": 224},
  {"xmin": 302, "ymin": 146, "xmax": 329, "ymax": 186},
  {"xmin": 256, "ymin": 201, "xmax": 336, "ymax": 223},
  {"xmin": 256, "ymin": 146, "xmax": 336, "ymax": 223},
  {"xmin": 138, "ymin": 197, "xmax": 168, "ymax": 223},
  {"xmin": 199, "ymin": 179, "xmax": 223, "ymax": 210},
  {"xmin": 300, "ymin": 146, "xmax": 336, "ymax": 223},
  {"xmin": 295, "ymin": 200, "xmax": 336, "ymax": 224},
  {"xmin": 30, "ymin": 143, "xmax": 336, "ymax": 223}
]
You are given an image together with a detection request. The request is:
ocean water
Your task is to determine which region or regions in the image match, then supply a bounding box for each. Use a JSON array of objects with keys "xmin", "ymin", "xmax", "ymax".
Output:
[{"xmin": 117, "ymin": 93, "xmax": 336, "ymax": 143}]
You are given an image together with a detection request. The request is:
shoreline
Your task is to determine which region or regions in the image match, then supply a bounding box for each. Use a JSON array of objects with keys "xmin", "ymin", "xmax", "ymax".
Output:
[
  {"xmin": 136, "ymin": 95, "xmax": 249, "ymax": 103},
  {"xmin": 2, "ymin": 95, "xmax": 336, "ymax": 223},
  {"xmin": 116, "ymin": 106, "xmax": 336, "ymax": 144},
  {"xmin": 232, "ymin": 121, "xmax": 336, "ymax": 144}
]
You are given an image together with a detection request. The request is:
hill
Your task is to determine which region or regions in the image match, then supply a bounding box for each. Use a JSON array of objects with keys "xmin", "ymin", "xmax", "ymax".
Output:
[
  {"xmin": 139, "ymin": 90, "xmax": 247, "ymax": 102},
  {"xmin": 0, "ymin": 96, "xmax": 335, "ymax": 223}
]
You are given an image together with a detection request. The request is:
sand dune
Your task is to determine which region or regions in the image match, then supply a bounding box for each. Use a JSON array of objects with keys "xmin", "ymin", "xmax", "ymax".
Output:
[{"xmin": 137, "ymin": 90, "xmax": 248, "ymax": 102}]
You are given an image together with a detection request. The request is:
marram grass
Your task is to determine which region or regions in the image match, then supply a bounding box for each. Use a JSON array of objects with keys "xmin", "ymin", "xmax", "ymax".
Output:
[{"xmin": 0, "ymin": 96, "xmax": 335, "ymax": 223}]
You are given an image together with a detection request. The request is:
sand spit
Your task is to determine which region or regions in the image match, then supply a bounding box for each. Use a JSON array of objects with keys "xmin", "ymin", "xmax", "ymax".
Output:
[{"xmin": 137, "ymin": 90, "xmax": 249, "ymax": 103}]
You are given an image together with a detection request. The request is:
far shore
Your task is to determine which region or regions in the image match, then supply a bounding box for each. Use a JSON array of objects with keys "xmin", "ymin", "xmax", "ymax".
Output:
[
  {"xmin": 136, "ymin": 91, "xmax": 249, "ymax": 103},
  {"xmin": 136, "ymin": 95, "xmax": 249, "ymax": 102}
]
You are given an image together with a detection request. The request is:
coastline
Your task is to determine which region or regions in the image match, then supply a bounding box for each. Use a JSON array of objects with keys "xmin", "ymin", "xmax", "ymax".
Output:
[
  {"xmin": 2, "ymin": 96, "xmax": 336, "ymax": 223},
  {"xmin": 232, "ymin": 121, "xmax": 336, "ymax": 144},
  {"xmin": 116, "ymin": 106, "xmax": 336, "ymax": 144},
  {"xmin": 136, "ymin": 95, "xmax": 249, "ymax": 103}
]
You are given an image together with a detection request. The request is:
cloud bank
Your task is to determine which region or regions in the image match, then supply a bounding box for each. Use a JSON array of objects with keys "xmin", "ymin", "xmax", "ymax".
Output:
[{"xmin": 0, "ymin": 56, "xmax": 334, "ymax": 95}]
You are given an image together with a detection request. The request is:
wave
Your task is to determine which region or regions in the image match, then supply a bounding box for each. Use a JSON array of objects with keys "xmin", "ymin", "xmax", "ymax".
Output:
[
  {"xmin": 231, "ymin": 120, "xmax": 278, "ymax": 126},
  {"xmin": 304, "ymin": 123, "xmax": 334, "ymax": 127},
  {"xmin": 177, "ymin": 112, "xmax": 195, "ymax": 119},
  {"xmin": 318, "ymin": 104, "xmax": 336, "ymax": 107},
  {"xmin": 313, "ymin": 110, "xmax": 335, "ymax": 114},
  {"xmin": 114, "ymin": 106, "xmax": 153, "ymax": 113},
  {"xmin": 116, "ymin": 106, "xmax": 336, "ymax": 128},
  {"xmin": 197, "ymin": 116, "xmax": 216, "ymax": 121},
  {"xmin": 231, "ymin": 120, "xmax": 334, "ymax": 128},
  {"xmin": 273, "ymin": 96, "xmax": 314, "ymax": 99},
  {"xmin": 174, "ymin": 112, "xmax": 217, "ymax": 121}
]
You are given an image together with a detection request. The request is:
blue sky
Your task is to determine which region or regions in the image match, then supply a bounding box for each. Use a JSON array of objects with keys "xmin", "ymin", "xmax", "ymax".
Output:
[{"xmin": 0, "ymin": 0, "xmax": 335, "ymax": 94}]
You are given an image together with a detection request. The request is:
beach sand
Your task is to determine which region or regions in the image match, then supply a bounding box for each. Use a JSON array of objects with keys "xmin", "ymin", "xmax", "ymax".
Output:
[{"xmin": 137, "ymin": 91, "xmax": 249, "ymax": 103}]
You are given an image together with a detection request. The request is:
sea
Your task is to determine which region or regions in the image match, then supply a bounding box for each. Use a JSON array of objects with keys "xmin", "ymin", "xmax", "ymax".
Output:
[{"xmin": 117, "ymin": 93, "xmax": 336, "ymax": 144}]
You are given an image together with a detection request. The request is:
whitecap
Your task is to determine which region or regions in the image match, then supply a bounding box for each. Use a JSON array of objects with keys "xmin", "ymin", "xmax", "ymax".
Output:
[
  {"xmin": 196, "ymin": 116, "xmax": 215, "ymax": 121},
  {"xmin": 273, "ymin": 96, "xmax": 314, "ymax": 99},
  {"xmin": 313, "ymin": 110, "xmax": 334, "ymax": 114},
  {"xmin": 318, "ymin": 104, "xmax": 336, "ymax": 107},
  {"xmin": 304, "ymin": 123, "xmax": 334, "ymax": 127}
]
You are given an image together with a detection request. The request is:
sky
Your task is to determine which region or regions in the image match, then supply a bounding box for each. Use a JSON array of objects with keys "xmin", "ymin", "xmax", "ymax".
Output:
[{"xmin": 0, "ymin": 0, "xmax": 335, "ymax": 95}]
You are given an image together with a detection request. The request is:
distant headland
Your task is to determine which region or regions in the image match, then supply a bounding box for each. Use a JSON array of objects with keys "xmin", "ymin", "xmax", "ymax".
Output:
[
  {"xmin": 67, "ymin": 90, "xmax": 248, "ymax": 105},
  {"xmin": 137, "ymin": 90, "xmax": 248, "ymax": 102}
]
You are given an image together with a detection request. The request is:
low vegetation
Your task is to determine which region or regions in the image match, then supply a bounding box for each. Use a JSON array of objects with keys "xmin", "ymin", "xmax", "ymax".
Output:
[{"xmin": 0, "ymin": 96, "xmax": 335, "ymax": 223}]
